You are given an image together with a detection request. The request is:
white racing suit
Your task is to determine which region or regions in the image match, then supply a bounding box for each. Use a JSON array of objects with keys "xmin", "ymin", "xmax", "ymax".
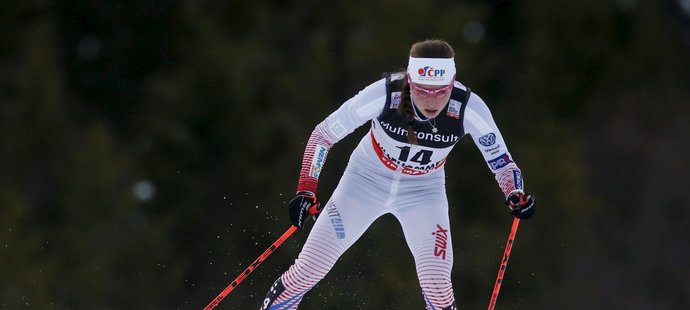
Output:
[{"xmin": 261, "ymin": 72, "xmax": 524, "ymax": 309}]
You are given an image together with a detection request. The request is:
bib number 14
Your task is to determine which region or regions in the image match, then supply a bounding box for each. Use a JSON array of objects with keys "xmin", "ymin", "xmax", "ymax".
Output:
[{"xmin": 396, "ymin": 146, "xmax": 432, "ymax": 165}]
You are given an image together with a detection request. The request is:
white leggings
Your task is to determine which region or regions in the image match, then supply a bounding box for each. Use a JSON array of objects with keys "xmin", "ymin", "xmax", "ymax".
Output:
[{"xmin": 261, "ymin": 160, "xmax": 456, "ymax": 309}]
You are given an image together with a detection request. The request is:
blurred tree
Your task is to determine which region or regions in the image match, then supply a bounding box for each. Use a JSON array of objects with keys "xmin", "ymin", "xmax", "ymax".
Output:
[
  {"xmin": 1, "ymin": 0, "xmax": 688, "ymax": 309},
  {"xmin": 1, "ymin": 1, "xmax": 180, "ymax": 308}
]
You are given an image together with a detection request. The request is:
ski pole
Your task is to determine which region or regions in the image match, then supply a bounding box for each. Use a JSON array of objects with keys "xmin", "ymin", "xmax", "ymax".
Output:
[
  {"xmin": 204, "ymin": 225, "xmax": 298, "ymax": 310},
  {"xmin": 488, "ymin": 217, "xmax": 521, "ymax": 310}
]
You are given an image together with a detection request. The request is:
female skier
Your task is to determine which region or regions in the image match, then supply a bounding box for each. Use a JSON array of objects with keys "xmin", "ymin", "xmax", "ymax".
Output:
[{"xmin": 260, "ymin": 39, "xmax": 536, "ymax": 310}]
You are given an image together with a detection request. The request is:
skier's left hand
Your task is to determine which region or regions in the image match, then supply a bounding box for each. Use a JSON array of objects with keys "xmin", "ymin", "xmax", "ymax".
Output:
[{"xmin": 506, "ymin": 191, "xmax": 535, "ymax": 219}]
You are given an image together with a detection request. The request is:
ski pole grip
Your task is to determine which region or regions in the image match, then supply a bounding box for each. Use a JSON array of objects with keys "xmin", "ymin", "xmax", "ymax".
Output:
[{"xmin": 307, "ymin": 202, "xmax": 322, "ymax": 215}]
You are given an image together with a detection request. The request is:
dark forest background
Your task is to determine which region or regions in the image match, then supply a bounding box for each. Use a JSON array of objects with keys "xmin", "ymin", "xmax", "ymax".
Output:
[{"xmin": 1, "ymin": 0, "xmax": 689, "ymax": 309}]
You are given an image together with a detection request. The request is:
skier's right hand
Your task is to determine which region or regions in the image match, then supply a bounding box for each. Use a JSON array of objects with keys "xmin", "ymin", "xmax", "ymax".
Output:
[{"xmin": 288, "ymin": 191, "xmax": 321, "ymax": 229}]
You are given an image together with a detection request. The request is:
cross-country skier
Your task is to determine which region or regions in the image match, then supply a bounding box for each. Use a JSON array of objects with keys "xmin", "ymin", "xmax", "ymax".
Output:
[{"xmin": 260, "ymin": 39, "xmax": 536, "ymax": 310}]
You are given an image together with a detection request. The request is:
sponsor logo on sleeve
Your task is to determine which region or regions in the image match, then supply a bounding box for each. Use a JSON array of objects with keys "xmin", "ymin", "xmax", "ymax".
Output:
[
  {"xmin": 513, "ymin": 170, "xmax": 524, "ymax": 190},
  {"xmin": 483, "ymin": 145, "xmax": 501, "ymax": 155},
  {"xmin": 329, "ymin": 120, "xmax": 347, "ymax": 139},
  {"xmin": 309, "ymin": 144, "xmax": 328, "ymax": 178},
  {"xmin": 478, "ymin": 133, "xmax": 496, "ymax": 146},
  {"xmin": 488, "ymin": 153, "xmax": 512, "ymax": 170}
]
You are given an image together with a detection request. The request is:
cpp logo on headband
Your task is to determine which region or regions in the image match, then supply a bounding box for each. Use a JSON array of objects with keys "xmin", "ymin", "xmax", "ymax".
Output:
[
  {"xmin": 417, "ymin": 66, "xmax": 446, "ymax": 77},
  {"xmin": 408, "ymin": 57, "xmax": 456, "ymax": 85}
]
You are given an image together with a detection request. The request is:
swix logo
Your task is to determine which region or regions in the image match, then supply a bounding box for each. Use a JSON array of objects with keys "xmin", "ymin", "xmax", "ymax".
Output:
[
  {"xmin": 417, "ymin": 66, "xmax": 446, "ymax": 77},
  {"xmin": 432, "ymin": 224, "xmax": 449, "ymax": 260}
]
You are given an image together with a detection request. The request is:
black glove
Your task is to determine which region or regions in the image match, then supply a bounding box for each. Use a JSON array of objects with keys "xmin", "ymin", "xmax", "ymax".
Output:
[
  {"xmin": 506, "ymin": 191, "xmax": 536, "ymax": 219},
  {"xmin": 288, "ymin": 191, "xmax": 321, "ymax": 229}
]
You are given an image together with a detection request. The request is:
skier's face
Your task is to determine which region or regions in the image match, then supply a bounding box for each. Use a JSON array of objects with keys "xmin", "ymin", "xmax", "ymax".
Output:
[{"xmin": 409, "ymin": 79, "xmax": 452, "ymax": 119}]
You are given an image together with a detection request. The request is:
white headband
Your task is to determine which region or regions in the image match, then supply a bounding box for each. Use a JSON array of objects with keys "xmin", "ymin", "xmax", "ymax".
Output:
[{"xmin": 407, "ymin": 57, "xmax": 456, "ymax": 85}]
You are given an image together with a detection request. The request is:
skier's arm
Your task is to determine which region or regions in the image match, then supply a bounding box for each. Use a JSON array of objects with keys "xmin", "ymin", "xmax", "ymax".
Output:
[
  {"xmin": 295, "ymin": 78, "xmax": 387, "ymax": 195},
  {"xmin": 463, "ymin": 93, "xmax": 524, "ymax": 198},
  {"xmin": 287, "ymin": 79, "xmax": 386, "ymax": 228},
  {"xmin": 463, "ymin": 94, "xmax": 536, "ymax": 218}
]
